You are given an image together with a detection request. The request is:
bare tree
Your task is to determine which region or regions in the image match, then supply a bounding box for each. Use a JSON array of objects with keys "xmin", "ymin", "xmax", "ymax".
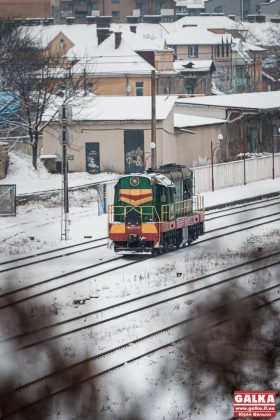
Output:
[
  {"xmin": 263, "ymin": 24, "xmax": 280, "ymax": 89},
  {"xmin": 0, "ymin": 23, "xmax": 91, "ymax": 169}
]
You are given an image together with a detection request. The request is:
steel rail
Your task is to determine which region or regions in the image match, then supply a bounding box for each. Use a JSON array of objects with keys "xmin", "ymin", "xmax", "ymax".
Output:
[{"xmin": 1, "ymin": 285, "xmax": 279, "ymax": 419}]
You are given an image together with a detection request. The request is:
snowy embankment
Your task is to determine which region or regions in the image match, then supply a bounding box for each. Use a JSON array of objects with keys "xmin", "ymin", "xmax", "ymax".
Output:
[{"xmin": 0, "ymin": 152, "xmax": 117, "ymax": 194}]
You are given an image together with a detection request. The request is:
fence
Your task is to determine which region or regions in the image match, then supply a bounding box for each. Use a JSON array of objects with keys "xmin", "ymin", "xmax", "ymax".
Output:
[
  {"xmin": 0, "ymin": 185, "xmax": 16, "ymax": 216},
  {"xmin": 192, "ymin": 154, "xmax": 280, "ymax": 194}
]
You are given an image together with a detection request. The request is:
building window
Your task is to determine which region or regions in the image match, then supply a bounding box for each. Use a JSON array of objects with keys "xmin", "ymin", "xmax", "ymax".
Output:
[
  {"xmin": 214, "ymin": 6, "xmax": 223, "ymax": 12},
  {"xmin": 112, "ymin": 10, "xmax": 120, "ymax": 18},
  {"xmin": 136, "ymin": 82, "xmax": 144, "ymax": 96},
  {"xmin": 59, "ymin": 38, "xmax": 65, "ymax": 49},
  {"xmin": 112, "ymin": 0, "xmax": 120, "ymax": 3},
  {"xmin": 136, "ymin": 2, "xmax": 144, "ymax": 14},
  {"xmin": 236, "ymin": 66, "xmax": 245, "ymax": 78},
  {"xmin": 155, "ymin": 0, "xmax": 165, "ymax": 14},
  {"xmin": 188, "ymin": 45, "xmax": 198, "ymax": 58}
]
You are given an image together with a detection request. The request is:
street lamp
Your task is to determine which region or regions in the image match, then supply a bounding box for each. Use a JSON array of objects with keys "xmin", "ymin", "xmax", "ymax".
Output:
[
  {"xmin": 211, "ymin": 133, "xmax": 223, "ymax": 192},
  {"xmin": 145, "ymin": 142, "xmax": 156, "ymax": 170},
  {"xmin": 272, "ymin": 127, "xmax": 280, "ymax": 180}
]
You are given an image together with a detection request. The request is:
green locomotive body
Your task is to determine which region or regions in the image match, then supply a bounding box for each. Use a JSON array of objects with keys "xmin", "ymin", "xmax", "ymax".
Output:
[{"xmin": 108, "ymin": 164, "xmax": 204, "ymax": 254}]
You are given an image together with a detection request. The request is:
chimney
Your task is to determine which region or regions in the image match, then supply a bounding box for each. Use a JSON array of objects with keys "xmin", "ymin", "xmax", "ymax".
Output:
[
  {"xmin": 130, "ymin": 25, "xmax": 137, "ymax": 33},
  {"xmin": 114, "ymin": 31, "xmax": 122, "ymax": 49},
  {"xmin": 96, "ymin": 15, "xmax": 112, "ymax": 28},
  {"xmin": 66, "ymin": 16, "xmax": 75, "ymax": 25},
  {"xmin": 86, "ymin": 15, "xmax": 96, "ymax": 24},
  {"xmin": 97, "ymin": 27, "xmax": 111, "ymax": 45}
]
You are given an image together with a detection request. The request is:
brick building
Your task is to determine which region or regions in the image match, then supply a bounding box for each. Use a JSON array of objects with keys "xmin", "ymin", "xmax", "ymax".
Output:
[
  {"xmin": 0, "ymin": 0, "xmax": 52, "ymax": 19},
  {"xmin": 59, "ymin": 0, "xmax": 175, "ymax": 23}
]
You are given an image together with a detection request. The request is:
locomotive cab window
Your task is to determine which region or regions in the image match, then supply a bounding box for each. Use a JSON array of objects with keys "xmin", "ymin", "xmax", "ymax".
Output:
[
  {"xmin": 114, "ymin": 184, "xmax": 120, "ymax": 202},
  {"xmin": 157, "ymin": 186, "xmax": 167, "ymax": 203},
  {"xmin": 169, "ymin": 187, "xmax": 176, "ymax": 203}
]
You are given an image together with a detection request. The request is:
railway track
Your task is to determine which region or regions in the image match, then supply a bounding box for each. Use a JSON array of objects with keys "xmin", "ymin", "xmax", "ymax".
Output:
[
  {"xmin": 0, "ymin": 236, "xmax": 108, "ymax": 273},
  {"xmin": 0, "ymin": 208, "xmax": 279, "ymax": 313},
  {"xmin": 1, "ymin": 278, "xmax": 279, "ymax": 419},
  {"xmin": 0, "ymin": 254, "xmax": 149, "ymax": 310},
  {"xmin": 0, "ymin": 194, "xmax": 279, "ymax": 417},
  {"xmin": 1, "ymin": 195, "xmax": 279, "ymax": 276},
  {"xmin": 1, "ymin": 249, "xmax": 279, "ymax": 355},
  {"xmin": 205, "ymin": 196, "xmax": 280, "ymax": 221}
]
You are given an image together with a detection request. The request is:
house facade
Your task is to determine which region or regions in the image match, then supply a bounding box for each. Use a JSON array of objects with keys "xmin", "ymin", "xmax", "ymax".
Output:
[
  {"xmin": 0, "ymin": 0, "xmax": 52, "ymax": 19},
  {"xmin": 58, "ymin": 0, "xmax": 175, "ymax": 23},
  {"xmin": 173, "ymin": 60, "xmax": 215, "ymax": 95},
  {"xmin": 231, "ymin": 40, "xmax": 265, "ymax": 93},
  {"xmin": 166, "ymin": 27, "xmax": 233, "ymax": 92},
  {"xmin": 260, "ymin": 0, "xmax": 280, "ymax": 17},
  {"xmin": 175, "ymin": 91, "xmax": 280, "ymax": 161},
  {"xmin": 42, "ymin": 96, "xmax": 177, "ymax": 174},
  {"xmin": 205, "ymin": 0, "xmax": 266, "ymax": 20},
  {"xmin": 42, "ymin": 95, "xmax": 229, "ymax": 173}
]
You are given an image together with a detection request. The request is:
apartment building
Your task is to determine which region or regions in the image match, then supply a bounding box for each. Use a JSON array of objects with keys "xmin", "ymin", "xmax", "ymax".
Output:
[
  {"xmin": 59, "ymin": 0, "xmax": 175, "ymax": 22},
  {"xmin": 205, "ymin": 0, "xmax": 269, "ymax": 20},
  {"xmin": 0, "ymin": 0, "xmax": 53, "ymax": 19}
]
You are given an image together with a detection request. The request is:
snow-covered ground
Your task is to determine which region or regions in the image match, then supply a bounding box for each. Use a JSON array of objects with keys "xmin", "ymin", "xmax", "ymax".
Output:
[
  {"xmin": 0, "ymin": 153, "xmax": 280, "ymax": 419},
  {"xmin": 0, "ymin": 152, "xmax": 118, "ymax": 194},
  {"xmin": 1, "ymin": 152, "xmax": 279, "ymax": 257}
]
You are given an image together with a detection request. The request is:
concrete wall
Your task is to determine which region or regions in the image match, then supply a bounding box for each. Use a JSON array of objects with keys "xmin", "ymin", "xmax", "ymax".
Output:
[
  {"xmin": 91, "ymin": 75, "xmax": 152, "ymax": 96},
  {"xmin": 176, "ymin": 124, "xmax": 225, "ymax": 168},
  {"xmin": 175, "ymin": 102, "xmax": 227, "ymax": 119},
  {"xmin": 42, "ymin": 112, "xmax": 177, "ymax": 173},
  {"xmin": 261, "ymin": 0, "xmax": 280, "ymax": 15},
  {"xmin": 205, "ymin": 0, "xmax": 265, "ymax": 18},
  {"xmin": 42, "ymin": 110, "xmax": 227, "ymax": 175}
]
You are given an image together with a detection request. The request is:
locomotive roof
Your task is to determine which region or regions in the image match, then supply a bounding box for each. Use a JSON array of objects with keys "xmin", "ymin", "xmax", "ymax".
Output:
[
  {"xmin": 119, "ymin": 165, "xmax": 192, "ymax": 187},
  {"xmin": 118, "ymin": 173, "xmax": 175, "ymax": 187}
]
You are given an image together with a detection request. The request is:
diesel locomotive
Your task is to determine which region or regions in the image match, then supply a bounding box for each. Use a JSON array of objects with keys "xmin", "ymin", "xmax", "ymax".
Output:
[{"xmin": 108, "ymin": 164, "xmax": 205, "ymax": 254}]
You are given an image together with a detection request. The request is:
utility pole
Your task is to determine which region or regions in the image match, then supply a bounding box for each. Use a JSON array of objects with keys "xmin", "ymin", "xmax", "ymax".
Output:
[
  {"xmin": 151, "ymin": 70, "xmax": 156, "ymax": 170},
  {"xmin": 61, "ymin": 102, "xmax": 69, "ymax": 240}
]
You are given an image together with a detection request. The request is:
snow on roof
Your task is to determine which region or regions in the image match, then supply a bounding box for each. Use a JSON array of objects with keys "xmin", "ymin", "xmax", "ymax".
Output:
[
  {"xmin": 238, "ymin": 21, "xmax": 280, "ymax": 47},
  {"xmin": 166, "ymin": 27, "xmax": 232, "ymax": 45},
  {"xmin": 39, "ymin": 154, "xmax": 59, "ymax": 159},
  {"xmin": 44, "ymin": 95, "xmax": 177, "ymax": 122},
  {"xmin": 174, "ymin": 59, "xmax": 213, "ymax": 72},
  {"xmin": 164, "ymin": 15, "xmax": 238, "ymax": 33},
  {"xmin": 110, "ymin": 25, "xmax": 166, "ymax": 50},
  {"xmin": 111, "ymin": 23, "xmax": 169, "ymax": 47},
  {"xmin": 187, "ymin": 4, "xmax": 205, "ymax": 9},
  {"xmin": 176, "ymin": 91, "xmax": 280, "ymax": 111},
  {"xmin": 26, "ymin": 24, "xmax": 98, "ymax": 57},
  {"xmin": 176, "ymin": 0, "xmax": 190, "ymax": 5},
  {"xmin": 231, "ymin": 38, "xmax": 265, "ymax": 52},
  {"xmin": 78, "ymin": 95, "xmax": 177, "ymax": 121},
  {"xmin": 174, "ymin": 113, "xmax": 225, "ymax": 128},
  {"xmin": 71, "ymin": 32, "xmax": 155, "ymax": 75}
]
